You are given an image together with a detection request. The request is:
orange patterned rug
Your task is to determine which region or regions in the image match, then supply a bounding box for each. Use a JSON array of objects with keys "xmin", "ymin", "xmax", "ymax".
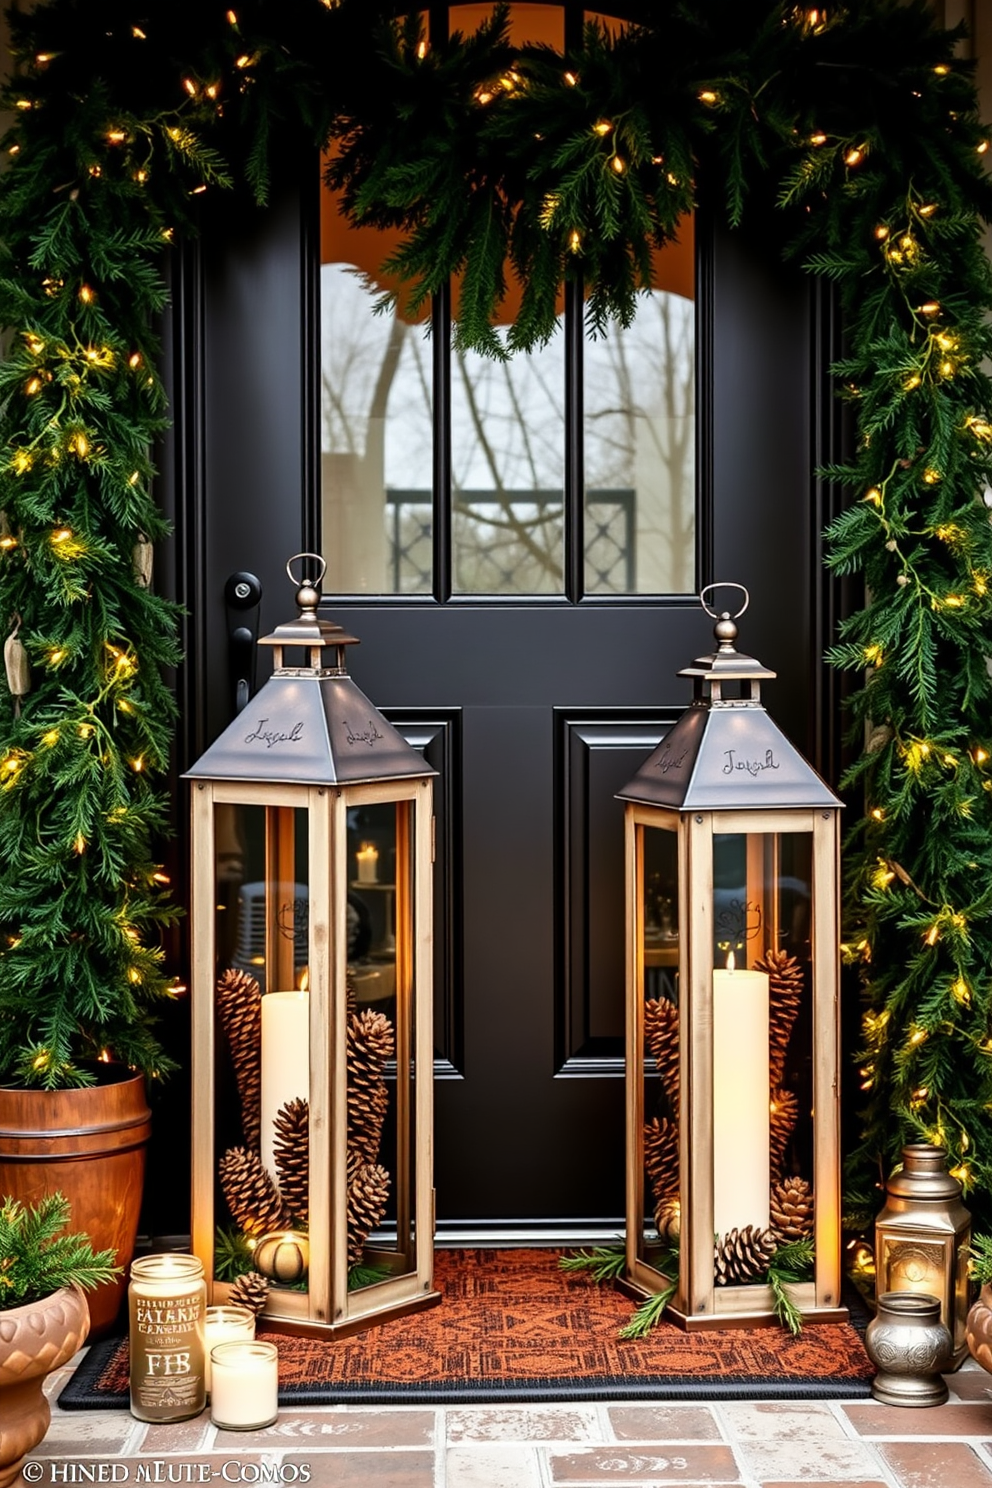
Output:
[{"xmin": 59, "ymin": 1249, "xmax": 873, "ymax": 1405}]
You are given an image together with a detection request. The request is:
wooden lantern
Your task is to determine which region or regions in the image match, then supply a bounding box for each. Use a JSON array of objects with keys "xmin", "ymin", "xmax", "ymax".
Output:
[
  {"xmin": 187, "ymin": 554, "xmax": 439, "ymax": 1337},
  {"xmin": 617, "ymin": 585, "xmax": 846, "ymax": 1329}
]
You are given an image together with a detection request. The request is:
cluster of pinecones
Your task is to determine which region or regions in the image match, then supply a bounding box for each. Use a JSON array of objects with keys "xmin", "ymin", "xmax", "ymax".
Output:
[
  {"xmin": 216, "ymin": 970, "xmax": 397, "ymax": 1273},
  {"xmin": 714, "ymin": 1176, "xmax": 814, "ymax": 1285}
]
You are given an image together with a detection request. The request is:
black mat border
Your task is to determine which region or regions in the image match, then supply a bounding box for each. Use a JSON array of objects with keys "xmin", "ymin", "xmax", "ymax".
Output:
[{"xmin": 57, "ymin": 1336, "xmax": 873, "ymax": 1409}]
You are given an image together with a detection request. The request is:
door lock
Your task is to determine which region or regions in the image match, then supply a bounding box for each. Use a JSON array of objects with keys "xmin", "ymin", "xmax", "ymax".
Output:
[{"xmin": 224, "ymin": 571, "xmax": 263, "ymax": 715}]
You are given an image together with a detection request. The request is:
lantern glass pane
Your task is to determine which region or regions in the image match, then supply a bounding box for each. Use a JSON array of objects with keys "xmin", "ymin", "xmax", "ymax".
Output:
[
  {"xmin": 347, "ymin": 799, "xmax": 418, "ymax": 1286},
  {"xmin": 639, "ymin": 823, "xmax": 680, "ymax": 1272},
  {"xmin": 879, "ymin": 1234, "xmax": 948, "ymax": 1300},
  {"xmin": 213, "ymin": 803, "xmax": 312, "ymax": 1292},
  {"xmin": 711, "ymin": 830, "xmax": 813, "ymax": 1262}
]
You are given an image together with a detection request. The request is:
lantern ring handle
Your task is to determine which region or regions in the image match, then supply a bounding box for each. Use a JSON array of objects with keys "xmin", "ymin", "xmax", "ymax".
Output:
[
  {"xmin": 699, "ymin": 582, "xmax": 749, "ymax": 622},
  {"xmin": 286, "ymin": 552, "xmax": 327, "ymax": 589}
]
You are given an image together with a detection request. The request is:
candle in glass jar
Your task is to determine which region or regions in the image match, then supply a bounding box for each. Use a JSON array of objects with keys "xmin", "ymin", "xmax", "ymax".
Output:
[
  {"xmin": 356, "ymin": 842, "xmax": 378, "ymax": 883},
  {"xmin": 209, "ymin": 1340, "xmax": 279, "ymax": 1430},
  {"xmin": 712, "ymin": 952, "xmax": 770, "ymax": 1238},
  {"xmin": 260, "ymin": 990, "xmax": 309, "ymax": 1185},
  {"xmin": 203, "ymin": 1305, "xmax": 255, "ymax": 1393},
  {"xmin": 128, "ymin": 1253, "xmax": 206, "ymax": 1423}
]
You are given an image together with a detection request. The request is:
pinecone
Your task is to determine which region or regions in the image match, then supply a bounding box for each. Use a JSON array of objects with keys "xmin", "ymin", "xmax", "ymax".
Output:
[
  {"xmin": 769, "ymin": 1087, "xmax": 799, "ymax": 1178},
  {"xmin": 347, "ymin": 1009, "xmax": 394, "ymax": 1167},
  {"xmin": 643, "ymin": 1115, "xmax": 679, "ymax": 1209},
  {"xmin": 644, "ymin": 996, "xmax": 679, "ymax": 1115},
  {"xmin": 347, "ymin": 1161, "xmax": 390, "ymax": 1266},
  {"xmin": 219, "ymin": 1145, "xmax": 286, "ymax": 1236},
  {"xmin": 756, "ymin": 948, "xmax": 804, "ymax": 1088},
  {"xmin": 227, "ymin": 1270, "xmax": 270, "ymax": 1316},
  {"xmin": 273, "ymin": 1097, "xmax": 309, "ymax": 1223},
  {"xmin": 349, "ymin": 1083, "xmax": 390, "ymax": 1165},
  {"xmin": 655, "ymin": 1195, "xmax": 681, "ymax": 1243},
  {"xmin": 216, "ymin": 968, "xmax": 262, "ymax": 1150},
  {"xmin": 769, "ymin": 1175, "xmax": 814, "ymax": 1244},
  {"xmin": 714, "ymin": 1226, "xmax": 778, "ymax": 1286}
]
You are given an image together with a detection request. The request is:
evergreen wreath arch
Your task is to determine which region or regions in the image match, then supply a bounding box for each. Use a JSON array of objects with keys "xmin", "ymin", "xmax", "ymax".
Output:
[{"xmin": 0, "ymin": 0, "xmax": 991, "ymax": 1231}]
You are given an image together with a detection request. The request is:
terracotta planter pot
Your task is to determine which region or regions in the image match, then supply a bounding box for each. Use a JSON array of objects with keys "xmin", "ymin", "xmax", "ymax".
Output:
[
  {"xmin": 0, "ymin": 1069, "xmax": 151, "ymax": 1336},
  {"xmin": 966, "ymin": 1283, "xmax": 992, "ymax": 1373},
  {"xmin": 0, "ymin": 1284, "xmax": 90, "ymax": 1488}
]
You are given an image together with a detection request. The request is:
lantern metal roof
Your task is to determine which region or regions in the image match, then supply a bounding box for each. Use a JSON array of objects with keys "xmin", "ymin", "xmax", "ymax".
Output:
[
  {"xmin": 185, "ymin": 557, "xmax": 435, "ymax": 788},
  {"xmin": 617, "ymin": 589, "xmax": 841, "ymax": 812}
]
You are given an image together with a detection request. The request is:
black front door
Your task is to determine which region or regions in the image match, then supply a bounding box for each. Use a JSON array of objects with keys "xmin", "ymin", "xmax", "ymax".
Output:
[{"xmin": 153, "ymin": 141, "xmax": 833, "ymax": 1240}]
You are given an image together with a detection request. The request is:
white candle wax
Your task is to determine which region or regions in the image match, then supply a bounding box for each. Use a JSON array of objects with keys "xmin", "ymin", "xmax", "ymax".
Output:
[
  {"xmin": 203, "ymin": 1305, "xmax": 255, "ymax": 1393},
  {"xmin": 209, "ymin": 1340, "xmax": 278, "ymax": 1431},
  {"xmin": 712, "ymin": 961, "xmax": 770, "ymax": 1238},
  {"xmin": 260, "ymin": 991, "xmax": 310, "ymax": 1186},
  {"xmin": 356, "ymin": 843, "xmax": 378, "ymax": 883}
]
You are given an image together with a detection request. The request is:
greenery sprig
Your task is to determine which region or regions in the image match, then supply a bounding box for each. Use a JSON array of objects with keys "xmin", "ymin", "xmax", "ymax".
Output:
[
  {"xmin": 560, "ymin": 1236, "xmax": 813, "ymax": 1336},
  {"xmin": 967, "ymin": 1232, "xmax": 992, "ymax": 1287},
  {"xmin": 0, "ymin": 1191, "xmax": 121, "ymax": 1307},
  {"xmin": 0, "ymin": 1, "xmax": 990, "ymax": 1243}
]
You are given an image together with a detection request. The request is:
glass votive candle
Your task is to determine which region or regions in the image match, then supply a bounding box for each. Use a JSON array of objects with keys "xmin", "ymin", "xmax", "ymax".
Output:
[
  {"xmin": 203, "ymin": 1305, "xmax": 256, "ymax": 1394},
  {"xmin": 209, "ymin": 1340, "xmax": 279, "ymax": 1430}
]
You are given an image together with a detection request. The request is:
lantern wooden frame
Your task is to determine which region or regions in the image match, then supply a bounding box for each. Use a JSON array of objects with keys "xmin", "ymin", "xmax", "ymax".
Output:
[
  {"xmin": 187, "ymin": 557, "xmax": 439, "ymax": 1337},
  {"xmin": 618, "ymin": 590, "xmax": 846, "ymax": 1331}
]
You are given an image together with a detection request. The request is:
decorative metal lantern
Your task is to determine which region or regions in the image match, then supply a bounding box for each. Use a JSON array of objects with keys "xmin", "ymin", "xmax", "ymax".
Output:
[
  {"xmin": 187, "ymin": 554, "xmax": 439, "ymax": 1337},
  {"xmin": 618, "ymin": 585, "xmax": 845, "ymax": 1329},
  {"xmin": 874, "ymin": 1143, "xmax": 971, "ymax": 1368}
]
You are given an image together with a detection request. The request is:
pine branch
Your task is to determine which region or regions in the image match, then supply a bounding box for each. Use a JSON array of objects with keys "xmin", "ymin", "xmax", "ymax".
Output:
[
  {"xmin": 618, "ymin": 1282, "xmax": 676, "ymax": 1340},
  {"xmin": 558, "ymin": 1245, "xmax": 626, "ymax": 1283},
  {"xmin": 0, "ymin": 1192, "xmax": 121, "ymax": 1306}
]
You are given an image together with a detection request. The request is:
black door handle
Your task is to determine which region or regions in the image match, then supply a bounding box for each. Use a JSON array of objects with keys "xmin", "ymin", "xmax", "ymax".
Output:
[{"xmin": 224, "ymin": 571, "xmax": 262, "ymax": 715}]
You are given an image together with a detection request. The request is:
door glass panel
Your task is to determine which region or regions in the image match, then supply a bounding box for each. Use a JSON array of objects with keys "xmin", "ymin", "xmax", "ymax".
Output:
[
  {"xmin": 319, "ymin": 187, "xmax": 433, "ymax": 595},
  {"xmin": 447, "ymin": 9, "xmax": 567, "ymax": 596},
  {"xmin": 451, "ymin": 3, "xmax": 563, "ymax": 46},
  {"xmin": 451, "ymin": 326, "xmax": 565, "ymax": 594},
  {"xmin": 585, "ymin": 223, "xmax": 696, "ymax": 595}
]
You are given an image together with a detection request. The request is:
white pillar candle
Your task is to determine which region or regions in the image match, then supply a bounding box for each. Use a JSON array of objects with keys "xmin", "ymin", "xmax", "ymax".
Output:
[
  {"xmin": 203, "ymin": 1305, "xmax": 255, "ymax": 1393},
  {"xmin": 356, "ymin": 842, "xmax": 378, "ymax": 883},
  {"xmin": 209, "ymin": 1340, "xmax": 279, "ymax": 1431},
  {"xmin": 712, "ymin": 954, "xmax": 770, "ymax": 1238},
  {"xmin": 260, "ymin": 991, "xmax": 310, "ymax": 1186}
]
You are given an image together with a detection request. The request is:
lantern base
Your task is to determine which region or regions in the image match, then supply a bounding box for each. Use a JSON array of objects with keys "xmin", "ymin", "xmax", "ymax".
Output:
[
  {"xmin": 618, "ymin": 1277, "xmax": 849, "ymax": 1332},
  {"xmin": 257, "ymin": 1286, "xmax": 442, "ymax": 1341},
  {"xmin": 665, "ymin": 1300, "xmax": 850, "ymax": 1332}
]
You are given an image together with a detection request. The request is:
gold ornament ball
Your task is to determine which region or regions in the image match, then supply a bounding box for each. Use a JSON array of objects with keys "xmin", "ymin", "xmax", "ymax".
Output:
[
  {"xmin": 253, "ymin": 1229, "xmax": 310, "ymax": 1283},
  {"xmin": 657, "ymin": 1197, "xmax": 681, "ymax": 1243}
]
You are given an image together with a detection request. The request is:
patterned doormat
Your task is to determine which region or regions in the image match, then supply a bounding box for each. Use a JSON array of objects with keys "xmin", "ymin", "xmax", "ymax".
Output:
[{"xmin": 59, "ymin": 1249, "xmax": 874, "ymax": 1406}]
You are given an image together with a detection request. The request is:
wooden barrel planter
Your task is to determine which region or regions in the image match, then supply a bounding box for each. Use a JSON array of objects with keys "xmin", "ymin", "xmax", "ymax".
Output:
[{"xmin": 0, "ymin": 1069, "xmax": 151, "ymax": 1337}]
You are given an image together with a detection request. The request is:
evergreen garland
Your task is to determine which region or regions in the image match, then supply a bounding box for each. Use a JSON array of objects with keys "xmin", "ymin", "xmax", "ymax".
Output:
[{"xmin": 0, "ymin": 1, "xmax": 990, "ymax": 1245}]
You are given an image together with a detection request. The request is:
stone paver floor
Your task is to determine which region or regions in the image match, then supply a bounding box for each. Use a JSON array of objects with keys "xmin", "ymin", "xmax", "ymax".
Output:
[{"xmin": 29, "ymin": 1355, "xmax": 992, "ymax": 1487}]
